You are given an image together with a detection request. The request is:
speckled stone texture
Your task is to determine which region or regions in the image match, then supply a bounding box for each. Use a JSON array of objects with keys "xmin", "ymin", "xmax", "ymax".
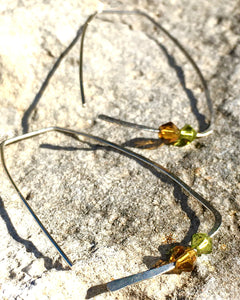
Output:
[{"xmin": 0, "ymin": 1, "xmax": 240, "ymax": 299}]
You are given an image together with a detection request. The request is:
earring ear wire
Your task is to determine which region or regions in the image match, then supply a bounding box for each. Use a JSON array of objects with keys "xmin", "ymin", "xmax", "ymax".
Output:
[
  {"xmin": 79, "ymin": 10, "xmax": 214, "ymax": 146},
  {"xmin": 1, "ymin": 126, "xmax": 221, "ymax": 289}
]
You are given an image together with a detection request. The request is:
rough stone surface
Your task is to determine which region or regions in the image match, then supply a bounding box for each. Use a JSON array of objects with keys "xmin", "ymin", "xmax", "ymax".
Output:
[{"xmin": 0, "ymin": 1, "xmax": 240, "ymax": 299}]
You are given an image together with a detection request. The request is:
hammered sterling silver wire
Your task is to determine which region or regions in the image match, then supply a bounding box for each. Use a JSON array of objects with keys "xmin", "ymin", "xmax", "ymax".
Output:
[{"xmin": 1, "ymin": 126, "xmax": 221, "ymax": 291}]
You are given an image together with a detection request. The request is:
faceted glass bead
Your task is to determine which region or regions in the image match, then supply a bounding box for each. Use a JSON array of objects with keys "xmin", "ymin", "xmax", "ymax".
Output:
[
  {"xmin": 169, "ymin": 245, "xmax": 187, "ymax": 262},
  {"xmin": 169, "ymin": 246, "xmax": 197, "ymax": 274},
  {"xmin": 174, "ymin": 124, "xmax": 197, "ymax": 147},
  {"xmin": 158, "ymin": 122, "xmax": 180, "ymax": 144},
  {"xmin": 191, "ymin": 233, "xmax": 212, "ymax": 255}
]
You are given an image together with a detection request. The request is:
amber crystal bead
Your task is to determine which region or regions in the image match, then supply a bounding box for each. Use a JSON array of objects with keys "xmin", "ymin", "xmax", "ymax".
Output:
[
  {"xmin": 191, "ymin": 233, "xmax": 212, "ymax": 255},
  {"xmin": 158, "ymin": 122, "xmax": 181, "ymax": 144},
  {"xmin": 169, "ymin": 246, "xmax": 197, "ymax": 274}
]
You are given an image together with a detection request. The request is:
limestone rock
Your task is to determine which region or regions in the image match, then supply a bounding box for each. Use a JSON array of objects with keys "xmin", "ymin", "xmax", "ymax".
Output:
[{"xmin": 0, "ymin": 1, "xmax": 239, "ymax": 299}]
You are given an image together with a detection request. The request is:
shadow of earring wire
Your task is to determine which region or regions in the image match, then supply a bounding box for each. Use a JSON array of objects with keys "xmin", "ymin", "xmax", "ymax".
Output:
[
  {"xmin": 85, "ymin": 283, "xmax": 108, "ymax": 299},
  {"xmin": 0, "ymin": 196, "xmax": 68, "ymax": 271},
  {"xmin": 148, "ymin": 37, "xmax": 208, "ymax": 132},
  {"xmin": 121, "ymin": 138, "xmax": 164, "ymax": 150}
]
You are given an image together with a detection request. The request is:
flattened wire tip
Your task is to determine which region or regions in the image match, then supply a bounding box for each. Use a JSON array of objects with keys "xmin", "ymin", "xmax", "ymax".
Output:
[{"xmin": 107, "ymin": 262, "xmax": 175, "ymax": 291}]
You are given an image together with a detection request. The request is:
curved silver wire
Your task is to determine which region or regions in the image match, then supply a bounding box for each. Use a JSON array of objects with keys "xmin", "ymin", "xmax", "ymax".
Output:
[
  {"xmin": 98, "ymin": 114, "xmax": 213, "ymax": 138},
  {"xmin": 79, "ymin": 9, "xmax": 214, "ymax": 137},
  {"xmin": 1, "ymin": 126, "xmax": 221, "ymax": 274},
  {"xmin": 22, "ymin": 23, "xmax": 85, "ymax": 134},
  {"xmin": 79, "ymin": 12, "xmax": 98, "ymax": 107}
]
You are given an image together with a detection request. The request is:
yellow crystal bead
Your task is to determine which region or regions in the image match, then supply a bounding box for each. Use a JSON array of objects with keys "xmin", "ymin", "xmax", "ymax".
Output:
[
  {"xmin": 191, "ymin": 233, "xmax": 212, "ymax": 255},
  {"xmin": 174, "ymin": 124, "xmax": 197, "ymax": 147},
  {"xmin": 158, "ymin": 122, "xmax": 181, "ymax": 144}
]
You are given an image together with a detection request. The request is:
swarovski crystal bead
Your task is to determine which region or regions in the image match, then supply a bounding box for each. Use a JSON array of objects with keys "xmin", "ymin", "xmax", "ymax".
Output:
[
  {"xmin": 158, "ymin": 122, "xmax": 181, "ymax": 144},
  {"xmin": 169, "ymin": 246, "xmax": 197, "ymax": 273},
  {"xmin": 191, "ymin": 233, "xmax": 212, "ymax": 255},
  {"xmin": 174, "ymin": 124, "xmax": 197, "ymax": 147},
  {"xmin": 152, "ymin": 245, "xmax": 198, "ymax": 274}
]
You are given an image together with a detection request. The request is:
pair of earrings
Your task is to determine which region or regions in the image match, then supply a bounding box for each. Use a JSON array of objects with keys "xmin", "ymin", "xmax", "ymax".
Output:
[{"xmin": 1, "ymin": 9, "xmax": 221, "ymax": 292}]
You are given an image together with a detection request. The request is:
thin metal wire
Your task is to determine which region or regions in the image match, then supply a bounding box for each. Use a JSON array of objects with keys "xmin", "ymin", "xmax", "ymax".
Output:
[
  {"xmin": 107, "ymin": 262, "xmax": 176, "ymax": 291},
  {"xmin": 22, "ymin": 23, "xmax": 85, "ymax": 134},
  {"xmin": 98, "ymin": 114, "xmax": 213, "ymax": 138},
  {"xmin": 79, "ymin": 9, "xmax": 214, "ymax": 137},
  {"xmin": 1, "ymin": 130, "xmax": 73, "ymax": 267},
  {"xmin": 79, "ymin": 12, "xmax": 98, "ymax": 106}
]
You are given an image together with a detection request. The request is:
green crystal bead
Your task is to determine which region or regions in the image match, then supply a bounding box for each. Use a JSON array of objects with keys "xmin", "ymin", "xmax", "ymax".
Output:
[
  {"xmin": 174, "ymin": 124, "xmax": 197, "ymax": 147},
  {"xmin": 191, "ymin": 233, "xmax": 212, "ymax": 255}
]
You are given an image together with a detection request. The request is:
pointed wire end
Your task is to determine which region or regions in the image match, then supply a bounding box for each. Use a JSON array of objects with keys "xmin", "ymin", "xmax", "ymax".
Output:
[
  {"xmin": 65, "ymin": 257, "xmax": 73, "ymax": 268},
  {"xmin": 196, "ymin": 129, "xmax": 213, "ymax": 138},
  {"xmin": 49, "ymin": 241, "xmax": 73, "ymax": 268},
  {"xmin": 98, "ymin": 114, "xmax": 107, "ymax": 120},
  {"xmin": 106, "ymin": 262, "xmax": 175, "ymax": 292}
]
